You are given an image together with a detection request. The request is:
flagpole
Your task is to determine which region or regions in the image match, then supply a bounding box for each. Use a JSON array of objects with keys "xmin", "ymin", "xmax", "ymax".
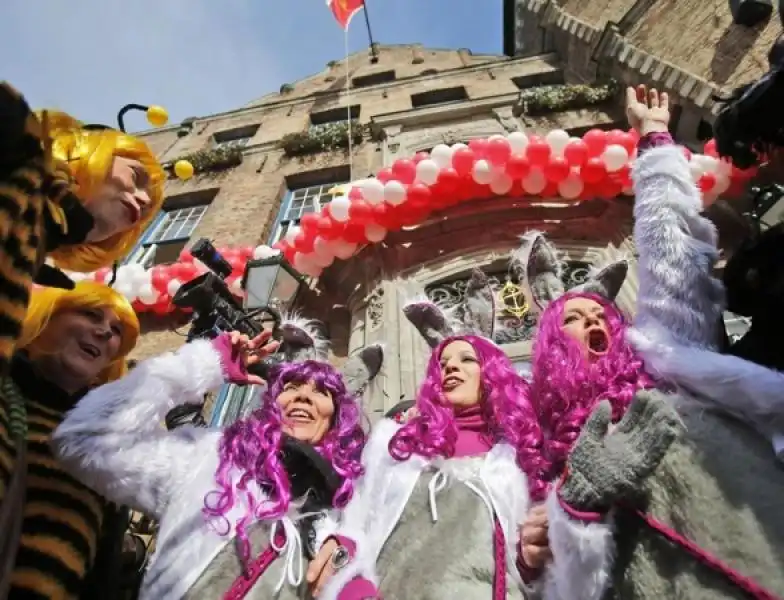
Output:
[
  {"xmin": 344, "ymin": 28, "xmax": 354, "ymax": 181},
  {"xmin": 361, "ymin": 0, "xmax": 378, "ymax": 62}
]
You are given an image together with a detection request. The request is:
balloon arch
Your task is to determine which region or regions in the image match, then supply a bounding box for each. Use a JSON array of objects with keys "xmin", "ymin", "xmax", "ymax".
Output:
[{"xmin": 69, "ymin": 128, "xmax": 755, "ymax": 316}]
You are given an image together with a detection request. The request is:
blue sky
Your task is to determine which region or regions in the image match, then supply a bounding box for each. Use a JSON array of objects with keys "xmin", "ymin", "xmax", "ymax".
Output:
[{"xmin": 0, "ymin": 0, "xmax": 503, "ymax": 132}]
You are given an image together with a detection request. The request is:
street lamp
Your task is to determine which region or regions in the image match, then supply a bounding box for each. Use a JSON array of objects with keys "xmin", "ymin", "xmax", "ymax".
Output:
[{"xmin": 241, "ymin": 254, "xmax": 304, "ymax": 315}]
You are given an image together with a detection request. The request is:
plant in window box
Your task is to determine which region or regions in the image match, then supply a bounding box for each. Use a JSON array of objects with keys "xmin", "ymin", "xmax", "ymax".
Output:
[
  {"xmin": 516, "ymin": 79, "xmax": 620, "ymax": 116},
  {"xmin": 167, "ymin": 144, "xmax": 243, "ymax": 177},
  {"xmin": 281, "ymin": 120, "xmax": 365, "ymax": 157}
]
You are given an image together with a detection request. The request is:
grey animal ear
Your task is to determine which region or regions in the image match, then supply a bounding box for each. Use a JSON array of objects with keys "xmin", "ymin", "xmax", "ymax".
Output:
[
  {"xmin": 460, "ymin": 268, "xmax": 496, "ymax": 340},
  {"xmin": 403, "ymin": 301, "xmax": 455, "ymax": 349},
  {"xmin": 571, "ymin": 260, "xmax": 628, "ymax": 301},
  {"xmin": 510, "ymin": 231, "xmax": 565, "ymax": 312},
  {"xmin": 279, "ymin": 315, "xmax": 329, "ymax": 362},
  {"xmin": 340, "ymin": 344, "xmax": 384, "ymax": 396}
]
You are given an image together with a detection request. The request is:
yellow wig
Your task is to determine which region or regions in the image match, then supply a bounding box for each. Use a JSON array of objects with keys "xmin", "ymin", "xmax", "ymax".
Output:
[
  {"xmin": 19, "ymin": 280, "xmax": 140, "ymax": 385},
  {"xmin": 41, "ymin": 111, "xmax": 166, "ymax": 273}
]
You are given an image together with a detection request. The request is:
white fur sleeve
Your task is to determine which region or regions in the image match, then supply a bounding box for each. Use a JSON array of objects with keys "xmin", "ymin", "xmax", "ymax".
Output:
[
  {"xmin": 630, "ymin": 144, "xmax": 725, "ymax": 352},
  {"xmin": 542, "ymin": 489, "xmax": 614, "ymax": 600},
  {"xmin": 51, "ymin": 339, "xmax": 226, "ymax": 518}
]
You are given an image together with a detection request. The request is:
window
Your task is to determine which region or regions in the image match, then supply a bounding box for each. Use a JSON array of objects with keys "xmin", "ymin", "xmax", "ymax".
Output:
[
  {"xmin": 420, "ymin": 69, "xmax": 439, "ymax": 76},
  {"xmin": 124, "ymin": 189, "xmax": 218, "ymax": 267},
  {"xmin": 310, "ymin": 105, "xmax": 361, "ymax": 126},
  {"xmin": 212, "ymin": 124, "xmax": 259, "ymax": 149},
  {"xmin": 269, "ymin": 181, "xmax": 347, "ymax": 244},
  {"xmin": 410, "ymin": 86, "xmax": 468, "ymax": 108},
  {"xmin": 352, "ymin": 70, "xmax": 396, "ymax": 88},
  {"xmin": 210, "ymin": 383, "xmax": 262, "ymax": 427},
  {"xmin": 512, "ymin": 70, "xmax": 564, "ymax": 90}
]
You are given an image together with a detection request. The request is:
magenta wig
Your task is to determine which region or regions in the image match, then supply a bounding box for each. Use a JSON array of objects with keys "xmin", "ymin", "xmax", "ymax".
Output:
[
  {"xmin": 388, "ymin": 335, "xmax": 549, "ymax": 500},
  {"xmin": 531, "ymin": 292, "xmax": 655, "ymax": 482},
  {"xmin": 203, "ymin": 360, "xmax": 366, "ymax": 562}
]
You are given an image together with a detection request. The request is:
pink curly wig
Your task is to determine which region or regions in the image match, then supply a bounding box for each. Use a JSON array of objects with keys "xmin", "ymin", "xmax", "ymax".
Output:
[
  {"xmin": 388, "ymin": 335, "xmax": 549, "ymax": 500},
  {"xmin": 203, "ymin": 360, "xmax": 366, "ymax": 562},
  {"xmin": 531, "ymin": 292, "xmax": 655, "ymax": 482}
]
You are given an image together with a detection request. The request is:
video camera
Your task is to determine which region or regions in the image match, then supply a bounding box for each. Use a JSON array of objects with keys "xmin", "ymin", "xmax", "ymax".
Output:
[{"xmin": 172, "ymin": 238, "xmax": 285, "ymax": 378}]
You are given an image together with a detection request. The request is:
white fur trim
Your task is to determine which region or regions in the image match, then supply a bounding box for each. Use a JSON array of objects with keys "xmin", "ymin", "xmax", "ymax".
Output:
[{"xmin": 542, "ymin": 488, "xmax": 614, "ymax": 600}]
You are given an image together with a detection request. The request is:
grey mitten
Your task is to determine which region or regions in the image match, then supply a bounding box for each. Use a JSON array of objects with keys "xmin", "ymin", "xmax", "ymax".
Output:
[{"xmin": 559, "ymin": 389, "xmax": 684, "ymax": 512}]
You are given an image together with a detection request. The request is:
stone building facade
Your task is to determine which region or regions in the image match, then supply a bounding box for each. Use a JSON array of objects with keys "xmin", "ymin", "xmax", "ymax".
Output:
[{"xmin": 130, "ymin": 42, "xmax": 653, "ymax": 422}]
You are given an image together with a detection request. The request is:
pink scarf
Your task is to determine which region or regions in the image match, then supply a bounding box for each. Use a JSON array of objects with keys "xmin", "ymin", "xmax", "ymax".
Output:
[{"xmin": 453, "ymin": 404, "xmax": 493, "ymax": 457}]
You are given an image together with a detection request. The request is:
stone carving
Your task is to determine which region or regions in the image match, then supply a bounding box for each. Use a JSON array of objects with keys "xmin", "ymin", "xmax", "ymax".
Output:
[
  {"xmin": 492, "ymin": 107, "xmax": 522, "ymax": 133},
  {"xmin": 424, "ymin": 261, "xmax": 591, "ymax": 344},
  {"xmin": 367, "ymin": 285, "xmax": 385, "ymax": 331}
]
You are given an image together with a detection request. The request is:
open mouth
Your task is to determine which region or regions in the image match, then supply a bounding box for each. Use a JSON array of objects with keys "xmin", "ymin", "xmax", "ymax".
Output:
[
  {"xmin": 122, "ymin": 201, "xmax": 141, "ymax": 225},
  {"xmin": 285, "ymin": 407, "xmax": 314, "ymax": 423},
  {"xmin": 78, "ymin": 342, "xmax": 101, "ymax": 359},
  {"xmin": 442, "ymin": 375, "xmax": 463, "ymax": 391},
  {"xmin": 587, "ymin": 329, "xmax": 609, "ymax": 355}
]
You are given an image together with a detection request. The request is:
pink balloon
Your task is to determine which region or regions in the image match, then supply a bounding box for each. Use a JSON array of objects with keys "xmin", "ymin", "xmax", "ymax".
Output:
[
  {"xmin": 486, "ymin": 138, "xmax": 512, "ymax": 167},
  {"xmin": 392, "ymin": 159, "xmax": 417, "ymax": 185},
  {"xmin": 452, "ymin": 147, "xmax": 476, "ymax": 176}
]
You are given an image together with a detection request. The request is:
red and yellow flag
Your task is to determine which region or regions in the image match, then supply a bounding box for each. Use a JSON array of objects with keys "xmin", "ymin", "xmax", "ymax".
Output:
[{"xmin": 327, "ymin": 0, "xmax": 365, "ymax": 29}]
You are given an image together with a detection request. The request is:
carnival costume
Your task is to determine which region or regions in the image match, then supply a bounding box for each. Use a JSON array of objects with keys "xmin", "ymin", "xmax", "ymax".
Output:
[
  {"xmin": 319, "ymin": 268, "xmax": 668, "ymax": 600},
  {"xmin": 0, "ymin": 281, "xmax": 140, "ymax": 599},
  {"xmin": 516, "ymin": 135, "xmax": 784, "ymax": 598},
  {"xmin": 52, "ymin": 318, "xmax": 383, "ymax": 600}
]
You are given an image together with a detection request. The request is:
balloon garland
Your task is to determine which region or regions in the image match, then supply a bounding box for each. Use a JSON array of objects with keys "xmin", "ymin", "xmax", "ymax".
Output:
[{"xmin": 65, "ymin": 127, "xmax": 757, "ymax": 315}]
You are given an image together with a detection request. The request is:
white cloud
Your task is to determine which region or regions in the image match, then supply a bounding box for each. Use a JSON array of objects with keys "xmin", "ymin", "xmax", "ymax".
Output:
[{"xmin": 0, "ymin": 0, "xmax": 289, "ymax": 129}]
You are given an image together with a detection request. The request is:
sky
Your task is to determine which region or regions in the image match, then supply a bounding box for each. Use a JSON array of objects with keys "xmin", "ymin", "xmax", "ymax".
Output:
[{"xmin": 0, "ymin": 0, "xmax": 504, "ymax": 132}]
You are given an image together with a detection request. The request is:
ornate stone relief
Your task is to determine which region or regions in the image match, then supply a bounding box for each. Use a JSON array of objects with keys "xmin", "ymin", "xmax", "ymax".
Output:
[
  {"xmin": 366, "ymin": 285, "xmax": 385, "ymax": 332},
  {"xmin": 492, "ymin": 107, "xmax": 523, "ymax": 133},
  {"xmin": 389, "ymin": 119, "xmax": 506, "ymax": 161}
]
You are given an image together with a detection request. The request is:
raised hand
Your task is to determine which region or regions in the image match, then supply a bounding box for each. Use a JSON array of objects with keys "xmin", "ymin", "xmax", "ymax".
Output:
[
  {"xmin": 215, "ymin": 330, "xmax": 280, "ymax": 386},
  {"xmin": 626, "ymin": 85, "xmax": 671, "ymax": 136},
  {"xmin": 559, "ymin": 389, "xmax": 684, "ymax": 512}
]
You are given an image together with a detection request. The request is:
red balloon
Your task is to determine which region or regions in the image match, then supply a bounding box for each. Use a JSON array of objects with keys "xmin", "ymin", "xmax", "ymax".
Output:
[
  {"xmin": 349, "ymin": 200, "xmax": 372, "ymax": 224},
  {"xmin": 392, "ymin": 159, "xmax": 417, "ymax": 185},
  {"xmin": 151, "ymin": 267, "xmax": 169, "ymax": 292},
  {"xmin": 468, "ymin": 138, "xmax": 488, "ymax": 158},
  {"xmin": 371, "ymin": 203, "xmax": 391, "ymax": 225},
  {"xmin": 294, "ymin": 233, "xmax": 315, "ymax": 253},
  {"xmin": 698, "ymin": 172, "xmax": 717, "ymax": 192},
  {"xmin": 605, "ymin": 129, "xmax": 627, "ymax": 147},
  {"xmin": 544, "ymin": 157, "xmax": 570, "ymax": 183},
  {"xmin": 506, "ymin": 156, "xmax": 530, "ymax": 179},
  {"xmin": 413, "ymin": 151, "xmax": 430, "ymax": 164},
  {"xmin": 299, "ymin": 212, "xmax": 319, "ymax": 231},
  {"xmin": 343, "ymin": 222, "xmax": 368, "ymax": 244},
  {"xmin": 407, "ymin": 182, "xmax": 432, "ymax": 206},
  {"xmin": 178, "ymin": 249, "xmax": 193, "ymax": 263},
  {"xmin": 178, "ymin": 263, "xmax": 200, "ymax": 281},
  {"xmin": 486, "ymin": 138, "xmax": 512, "ymax": 167},
  {"xmin": 610, "ymin": 164, "xmax": 632, "ymax": 187},
  {"xmin": 541, "ymin": 180, "xmax": 559, "ymax": 198},
  {"xmin": 509, "ymin": 180, "xmax": 525, "ymax": 198},
  {"xmin": 452, "ymin": 147, "xmax": 476, "ymax": 176},
  {"xmin": 564, "ymin": 140, "xmax": 589, "ymax": 167},
  {"xmin": 583, "ymin": 129, "xmax": 608, "ymax": 158},
  {"xmin": 348, "ymin": 187, "xmax": 364, "ymax": 201},
  {"xmin": 321, "ymin": 220, "xmax": 345, "ymax": 240},
  {"xmin": 580, "ymin": 158, "xmax": 607, "ymax": 184},
  {"xmin": 437, "ymin": 168, "xmax": 460, "ymax": 192},
  {"xmin": 376, "ymin": 168, "xmax": 394, "ymax": 184},
  {"xmin": 316, "ymin": 216, "xmax": 334, "ymax": 235},
  {"xmin": 597, "ymin": 179, "xmax": 622, "ymax": 200},
  {"xmin": 526, "ymin": 141, "xmax": 551, "ymax": 167}
]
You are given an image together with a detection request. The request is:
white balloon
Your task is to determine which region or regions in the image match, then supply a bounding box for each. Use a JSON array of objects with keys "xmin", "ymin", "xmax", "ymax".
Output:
[
  {"xmin": 545, "ymin": 129, "xmax": 570, "ymax": 157},
  {"xmin": 293, "ymin": 252, "xmax": 313, "ymax": 273},
  {"xmin": 416, "ymin": 159, "xmax": 440, "ymax": 185},
  {"xmin": 689, "ymin": 158, "xmax": 704, "ymax": 181},
  {"xmin": 361, "ymin": 179, "xmax": 385, "ymax": 205},
  {"xmin": 522, "ymin": 169, "xmax": 547, "ymax": 195},
  {"xmin": 329, "ymin": 195, "xmax": 351, "ymax": 222},
  {"xmin": 558, "ymin": 173, "xmax": 584, "ymax": 199},
  {"xmin": 116, "ymin": 283, "xmax": 134, "ymax": 300},
  {"xmin": 507, "ymin": 131, "xmax": 529, "ymax": 155},
  {"xmin": 68, "ymin": 271, "xmax": 85, "ymax": 282},
  {"xmin": 313, "ymin": 236, "xmax": 333, "ymax": 258},
  {"xmin": 284, "ymin": 226, "xmax": 301, "ymax": 244},
  {"xmin": 602, "ymin": 144, "xmax": 630, "ymax": 172},
  {"xmin": 430, "ymin": 144, "xmax": 453, "ymax": 169},
  {"xmin": 383, "ymin": 180, "xmax": 407, "ymax": 206},
  {"xmin": 113, "ymin": 265, "xmax": 134, "ymax": 284},
  {"xmin": 489, "ymin": 173, "xmax": 513, "ymax": 195},
  {"xmin": 230, "ymin": 278, "xmax": 243, "ymax": 294},
  {"xmin": 333, "ymin": 240, "xmax": 358, "ymax": 260},
  {"xmin": 697, "ymin": 155, "xmax": 721, "ymax": 174},
  {"xmin": 488, "ymin": 134, "xmax": 506, "ymax": 143},
  {"xmin": 714, "ymin": 174, "xmax": 730, "ymax": 195},
  {"xmin": 253, "ymin": 245, "xmax": 280, "ymax": 260},
  {"xmin": 365, "ymin": 224, "xmax": 387, "ymax": 242},
  {"xmin": 137, "ymin": 283, "xmax": 158, "ymax": 305},
  {"xmin": 167, "ymin": 278, "xmax": 182, "ymax": 296},
  {"xmin": 472, "ymin": 159, "xmax": 493, "ymax": 185},
  {"xmin": 129, "ymin": 264, "xmax": 149, "ymax": 284},
  {"xmin": 451, "ymin": 142, "xmax": 468, "ymax": 152}
]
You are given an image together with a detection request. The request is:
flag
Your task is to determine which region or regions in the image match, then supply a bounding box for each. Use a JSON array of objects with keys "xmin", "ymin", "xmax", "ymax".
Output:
[{"xmin": 327, "ymin": 0, "xmax": 365, "ymax": 30}]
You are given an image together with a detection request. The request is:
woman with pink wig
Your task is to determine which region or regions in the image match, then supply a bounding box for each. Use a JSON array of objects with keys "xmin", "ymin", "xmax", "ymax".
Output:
[
  {"xmin": 515, "ymin": 86, "xmax": 784, "ymax": 598},
  {"xmin": 306, "ymin": 270, "xmax": 645, "ymax": 600},
  {"xmin": 51, "ymin": 317, "xmax": 384, "ymax": 599}
]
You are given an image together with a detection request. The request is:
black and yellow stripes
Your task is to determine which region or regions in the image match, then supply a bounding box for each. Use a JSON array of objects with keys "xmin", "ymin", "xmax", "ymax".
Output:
[{"xmin": 8, "ymin": 398, "xmax": 105, "ymax": 599}]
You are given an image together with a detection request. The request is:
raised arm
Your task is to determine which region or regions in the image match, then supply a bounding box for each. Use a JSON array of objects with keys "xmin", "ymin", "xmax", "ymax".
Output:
[
  {"xmin": 52, "ymin": 337, "xmax": 231, "ymax": 518},
  {"xmin": 627, "ymin": 86, "xmax": 725, "ymax": 351}
]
